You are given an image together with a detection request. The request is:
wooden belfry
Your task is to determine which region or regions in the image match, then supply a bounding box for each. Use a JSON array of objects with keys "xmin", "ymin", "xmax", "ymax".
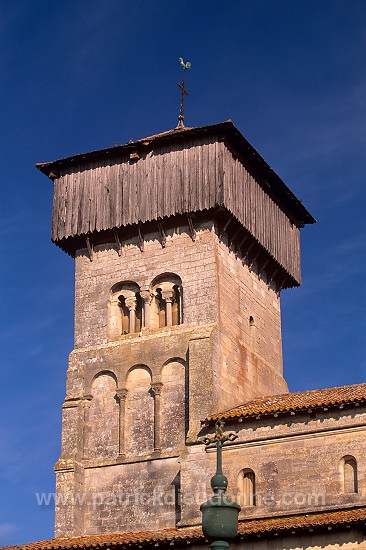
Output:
[{"xmin": 37, "ymin": 121, "xmax": 314, "ymax": 291}]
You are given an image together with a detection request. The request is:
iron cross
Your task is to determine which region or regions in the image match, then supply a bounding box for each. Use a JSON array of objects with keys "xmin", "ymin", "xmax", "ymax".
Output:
[
  {"xmin": 201, "ymin": 419, "xmax": 238, "ymax": 493},
  {"xmin": 201, "ymin": 419, "xmax": 238, "ymax": 448}
]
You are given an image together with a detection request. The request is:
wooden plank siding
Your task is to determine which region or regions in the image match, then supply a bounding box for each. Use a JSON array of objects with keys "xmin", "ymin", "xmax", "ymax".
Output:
[
  {"xmin": 50, "ymin": 135, "xmax": 301, "ymax": 283},
  {"xmin": 222, "ymin": 145, "xmax": 301, "ymax": 283},
  {"xmin": 51, "ymin": 136, "xmax": 224, "ymax": 240}
]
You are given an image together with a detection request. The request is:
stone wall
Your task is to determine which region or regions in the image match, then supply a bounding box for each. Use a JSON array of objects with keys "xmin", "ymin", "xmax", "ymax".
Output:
[
  {"xmin": 83, "ymin": 458, "xmax": 181, "ymax": 533},
  {"xmin": 72, "ymin": 220, "xmax": 287, "ymax": 408},
  {"xmin": 55, "ymin": 219, "xmax": 290, "ymax": 537},
  {"xmin": 73, "ymin": 221, "xmax": 218, "ymax": 349},
  {"xmin": 181, "ymin": 406, "xmax": 366, "ymax": 525},
  {"xmin": 214, "ymin": 232, "xmax": 288, "ymax": 411}
]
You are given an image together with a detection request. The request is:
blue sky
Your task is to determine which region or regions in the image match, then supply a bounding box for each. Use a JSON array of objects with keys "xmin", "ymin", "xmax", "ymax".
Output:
[{"xmin": 0, "ymin": 0, "xmax": 365, "ymax": 545}]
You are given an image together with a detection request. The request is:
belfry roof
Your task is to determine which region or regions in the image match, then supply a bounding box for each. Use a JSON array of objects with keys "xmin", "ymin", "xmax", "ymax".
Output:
[
  {"xmin": 36, "ymin": 120, "xmax": 315, "ymax": 228},
  {"xmin": 36, "ymin": 120, "xmax": 316, "ymax": 231},
  {"xmin": 205, "ymin": 382, "xmax": 366, "ymax": 423}
]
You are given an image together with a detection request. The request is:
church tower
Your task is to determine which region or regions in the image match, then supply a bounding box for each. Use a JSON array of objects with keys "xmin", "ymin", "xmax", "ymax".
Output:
[{"xmin": 37, "ymin": 121, "xmax": 314, "ymax": 537}]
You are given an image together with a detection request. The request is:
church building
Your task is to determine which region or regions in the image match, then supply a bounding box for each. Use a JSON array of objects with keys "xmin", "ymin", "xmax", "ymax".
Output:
[{"xmin": 9, "ymin": 120, "xmax": 366, "ymax": 549}]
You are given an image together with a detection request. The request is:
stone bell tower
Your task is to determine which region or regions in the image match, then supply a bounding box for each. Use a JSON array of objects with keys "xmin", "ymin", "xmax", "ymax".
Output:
[{"xmin": 36, "ymin": 121, "xmax": 314, "ymax": 538}]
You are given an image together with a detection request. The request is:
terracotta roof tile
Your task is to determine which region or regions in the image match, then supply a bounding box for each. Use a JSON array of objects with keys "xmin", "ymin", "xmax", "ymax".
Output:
[
  {"xmin": 1, "ymin": 526, "xmax": 203, "ymax": 550},
  {"xmin": 5, "ymin": 507, "xmax": 366, "ymax": 549},
  {"xmin": 237, "ymin": 506, "xmax": 366, "ymax": 534},
  {"xmin": 206, "ymin": 383, "xmax": 366, "ymax": 422}
]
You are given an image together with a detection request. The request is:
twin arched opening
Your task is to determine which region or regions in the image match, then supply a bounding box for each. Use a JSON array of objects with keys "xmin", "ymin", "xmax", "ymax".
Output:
[
  {"xmin": 110, "ymin": 282, "xmax": 143, "ymax": 335},
  {"xmin": 151, "ymin": 274, "xmax": 182, "ymax": 329},
  {"xmin": 109, "ymin": 274, "xmax": 182, "ymax": 338}
]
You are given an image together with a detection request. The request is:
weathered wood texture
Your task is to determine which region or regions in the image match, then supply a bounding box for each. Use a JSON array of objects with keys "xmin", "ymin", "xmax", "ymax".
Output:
[
  {"xmin": 51, "ymin": 135, "xmax": 301, "ymax": 282},
  {"xmin": 222, "ymin": 145, "xmax": 301, "ymax": 283}
]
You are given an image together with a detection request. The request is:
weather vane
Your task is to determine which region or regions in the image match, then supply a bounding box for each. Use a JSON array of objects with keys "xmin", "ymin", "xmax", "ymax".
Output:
[{"xmin": 176, "ymin": 57, "xmax": 191, "ymax": 129}]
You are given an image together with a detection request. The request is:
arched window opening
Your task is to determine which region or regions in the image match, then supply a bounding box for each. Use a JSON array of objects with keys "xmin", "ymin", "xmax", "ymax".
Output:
[
  {"xmin": 118, "ymin": 295, "xmax": 129, "ymax": 334},
  {"xmin": 160, "ymin": 361, "xmax": 186, "ymax": 449},
  {"xmin": 238, "ymin": 469, "xmax": 256, "ymax": 507},
  {"xmin": 342, "ymin": 456, "xmax": 358, "ymax": 494},
  {"xmin": 125, "ymin": 367, "xmax": 154, "ymax": 456},
  {"xmin": 151, "ymin": 274, "xmax": 182, "ymax": 329},
  {"xmin": 87, "ymin": 372, "xmax": 119, "ymax": 460},
  {"xmin": 109, "ymin": 282, "xmax": 142, "ymax": 338},
  {"xmin": 172, "ymin": 285, "xmax": 181, "ymax": 326},
  {"xmin": 155, "ymin": 288, "xmax": 166, "ymax": 328},
  {"xmin": 134, "ymin": 292, "xmax": 143, "ymax": 332}
]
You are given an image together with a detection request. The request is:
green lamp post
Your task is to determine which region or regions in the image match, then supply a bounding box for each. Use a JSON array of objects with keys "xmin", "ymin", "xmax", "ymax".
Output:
[{"xmin": 200, "ymin": 419, "xmax": 241, "ymax": 550}]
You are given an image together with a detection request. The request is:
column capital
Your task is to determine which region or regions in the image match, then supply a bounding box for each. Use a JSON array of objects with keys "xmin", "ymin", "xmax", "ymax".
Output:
[
  {"xmin": 140, "ymin": 289, "xmax": 153, "ymax": 304},
  {"xmin": 83, "ymin": 394, "xmax": 93, "ymax": 401},
  {"xmin": 162, "ymin": 289, "xmax": 175, "ymax": 302},
  {"xmin": 125, "ymin": 296, "xmax": 137, "ymax": 311},
  {"xmin": 151, "ymin": 383, "xmax": 163, "ymax": 397},
  {"xmin": 115, "ymin": 388, "xmax": 128, "ymax": 401}
]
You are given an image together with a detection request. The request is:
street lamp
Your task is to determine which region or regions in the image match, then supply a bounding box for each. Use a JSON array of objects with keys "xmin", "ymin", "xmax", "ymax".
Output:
[{"xmin": 200, "ymin": 419, "xmax": 241, "ymax": 550}]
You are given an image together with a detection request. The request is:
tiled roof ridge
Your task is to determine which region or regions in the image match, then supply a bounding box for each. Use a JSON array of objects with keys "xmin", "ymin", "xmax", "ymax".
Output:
[
  {"xmin": 5, "ymin": 507, "xmax": 366, "ymax": 549},
  {"xmin": 206, "ymin": 382, "xmax": 366, "ymax": 422}
]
